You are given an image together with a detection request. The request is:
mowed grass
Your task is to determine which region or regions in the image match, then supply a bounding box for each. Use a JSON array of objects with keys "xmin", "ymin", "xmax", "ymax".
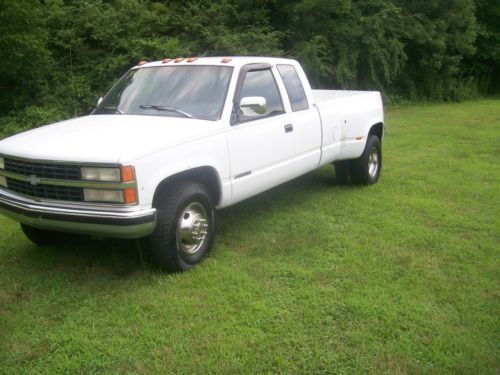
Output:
[{"xmin": 0, "ymin": 99, "xmax": 499, "ymax": 373}]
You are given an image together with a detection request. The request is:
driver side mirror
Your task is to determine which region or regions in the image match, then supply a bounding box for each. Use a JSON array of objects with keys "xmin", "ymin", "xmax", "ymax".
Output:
[{"xmin": 239, "ymin": 96, "xmax": 267, "ymax": 116}]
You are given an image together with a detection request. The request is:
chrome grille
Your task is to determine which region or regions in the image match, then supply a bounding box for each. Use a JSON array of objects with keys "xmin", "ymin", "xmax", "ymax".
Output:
[
  {"xmin": 4, "ymin": 158, "xmax": 81, "ymax": 180},
  {"xmin": 6, "ymin": 178, "xmax": 83, "ymax": 202},
  {"xmin": 2, "ymin": 157, "xmax": 84, "ymax": 202}
]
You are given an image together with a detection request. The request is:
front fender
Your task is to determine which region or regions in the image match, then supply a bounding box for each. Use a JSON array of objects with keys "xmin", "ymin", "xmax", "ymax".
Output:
[{"xmin": 133, "ymin": 133, "xmax": 231, "ymax": 208}]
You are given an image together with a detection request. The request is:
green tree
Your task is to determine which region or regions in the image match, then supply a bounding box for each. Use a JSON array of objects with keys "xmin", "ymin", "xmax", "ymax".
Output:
[
  {"xmin": 281, "ymin": 0, "xmax": 407, "ymax": 92},
  {"xmin": 0, "ymin": 0, "xmax": 52, "ymax": 112},
  {"xmin": 395, "ymin": 0, "xmax": 478, "ymax": 100},
  {"xmin": 0, "ymin": 0, "xmax": 496, "ymax": 138},
  {"xmin": 168, "ymin": 0, "xmax": 283, "ymax": 56},
  {"xmin": 467, "ymin": 0, "xmax": 500, "ymax": 93}
]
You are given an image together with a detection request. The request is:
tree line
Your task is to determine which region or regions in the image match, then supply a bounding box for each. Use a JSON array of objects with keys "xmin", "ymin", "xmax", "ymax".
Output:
[{"xmin": 0, "ymin": 0, "xmax": 498, "ymax": 135}]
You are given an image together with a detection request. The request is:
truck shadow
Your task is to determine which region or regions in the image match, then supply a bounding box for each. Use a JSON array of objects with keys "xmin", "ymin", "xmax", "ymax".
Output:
[
  {"xmin": 9, "ymin": 234, "xmax": 147, "ymax": 278},
  {"xmin": 217, "ymin": 166, "xmax": 338, "ymax": 224},
  {"xmin": 11, "ymin": 166, "xmax": 342, "ymax": 275}
]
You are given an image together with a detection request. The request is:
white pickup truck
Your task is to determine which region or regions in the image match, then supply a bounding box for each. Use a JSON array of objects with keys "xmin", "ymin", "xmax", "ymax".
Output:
[{"xmin": 0, "ymin": 57, "xmax": 383, "ymax": 271}]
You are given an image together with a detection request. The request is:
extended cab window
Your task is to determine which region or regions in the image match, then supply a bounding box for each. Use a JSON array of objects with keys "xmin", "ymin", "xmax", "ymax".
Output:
[
  {"xmin": 277, "ymin": 64, "xmax": 309, "ymax": 112},
  {"xmin": 236, "ymin": 69, "xmax": 284, "ymax": 122}
]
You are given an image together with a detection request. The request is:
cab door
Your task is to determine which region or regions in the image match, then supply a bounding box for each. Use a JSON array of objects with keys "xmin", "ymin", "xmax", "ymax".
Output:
[
  {"xmin": 226, "ymin": 64, "xmax": 295, "ymax": 204},
  {"xmin": 276, "ymin": 64, "xmax": 322, "ymax": 176}
]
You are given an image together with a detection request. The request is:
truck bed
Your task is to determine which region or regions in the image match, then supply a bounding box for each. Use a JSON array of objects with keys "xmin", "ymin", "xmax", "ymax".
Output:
[
  {"xmin": 311, "ymin": 89, "xmax": 383, "ymax": 162},
  {"xmin": 312, "ymin": 89, "xmax": 379, "ymax": 103}
]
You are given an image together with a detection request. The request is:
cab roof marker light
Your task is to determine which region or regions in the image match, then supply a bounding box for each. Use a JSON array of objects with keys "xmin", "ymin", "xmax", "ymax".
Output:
[
  {"xmin": 221, "ymin": 57, "xmax": 232, "ymax": 63},
  {"xmin": 162, "ymin": 58, "xmax": 172, "ymax": 64},
  {"xmin": 137, "ymin": 60, "xmax": 148, "ymax": 66},
  {"xmin": 187, "ymin": 57, "xmax": 198, "ymax": 63},
  {"xmin": 174, "ymin": 57, "xmax": 184, "ymax": 63}
]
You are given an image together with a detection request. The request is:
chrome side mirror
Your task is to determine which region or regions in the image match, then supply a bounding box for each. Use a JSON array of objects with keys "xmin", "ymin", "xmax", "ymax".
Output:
[{"xmin": 240, "ymin": 96, "xmax": 267, "ymax": 116}]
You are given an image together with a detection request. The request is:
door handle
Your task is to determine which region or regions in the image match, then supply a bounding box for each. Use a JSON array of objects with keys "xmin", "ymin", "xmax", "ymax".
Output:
[{"xmin": 284, "ymin": 124, "xmax": 293, "ymax": 133}]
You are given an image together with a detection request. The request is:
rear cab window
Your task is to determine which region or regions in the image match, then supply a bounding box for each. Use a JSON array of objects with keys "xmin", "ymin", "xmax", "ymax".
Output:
[{"xmin": 277, "ymin": 64, "xmax": 309, "ymax": 112}]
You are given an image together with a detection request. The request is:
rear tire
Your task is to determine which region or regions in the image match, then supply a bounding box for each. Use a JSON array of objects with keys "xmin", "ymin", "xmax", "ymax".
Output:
[
  {"xmin": 146, "ymin": 180, "xmax": 215, "ymax": 272},
  {"xmin": 20, "ymin": 223, "xmax": 62, "ymax": 246},
  {"xmin": 350, "ymin": 135, "xmax": 382, "ymax": 185}
]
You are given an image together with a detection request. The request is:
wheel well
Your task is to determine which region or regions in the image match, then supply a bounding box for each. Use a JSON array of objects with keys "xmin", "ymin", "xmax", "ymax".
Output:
[
  {"xmin": 369, "ymin": 122, "xmax": 384, "ymax": 142},
  {"xmin": 153, "ymin": 167, "xmax": 222, "ymax": 206}
]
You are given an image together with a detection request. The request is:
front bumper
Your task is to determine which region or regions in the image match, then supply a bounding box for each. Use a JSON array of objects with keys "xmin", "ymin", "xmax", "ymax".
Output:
[{"xmin": 0, "ymin": 189, "xmax": 156, "ymax": 239}]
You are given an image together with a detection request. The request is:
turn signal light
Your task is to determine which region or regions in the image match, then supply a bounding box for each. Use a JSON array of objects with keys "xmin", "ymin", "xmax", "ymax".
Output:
[
  {"xmin": 123, "ymin": 188, "xmax": 137, "ymax": 204},
  {"xmin": 120, "ymin": 166, "xmax": 135, "ymax": 182}
]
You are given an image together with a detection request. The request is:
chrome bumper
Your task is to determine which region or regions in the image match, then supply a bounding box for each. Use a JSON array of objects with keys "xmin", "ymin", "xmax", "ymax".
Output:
[{"xmin": 0, "ymin": 190, "xmax": 156, "ymax": 239}]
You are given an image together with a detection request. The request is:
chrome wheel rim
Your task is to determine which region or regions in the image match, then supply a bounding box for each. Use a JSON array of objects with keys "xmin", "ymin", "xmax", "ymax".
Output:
[
  {"xmin": 368, "ymin": 147, "xmax": 379, "ymax": 178},
  {"xmin": 177, "ymin": 202, "xmax": 209, "ymax": 256}
]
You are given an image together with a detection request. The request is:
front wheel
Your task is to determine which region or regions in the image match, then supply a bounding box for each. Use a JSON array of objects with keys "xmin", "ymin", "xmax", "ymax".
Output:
[
  {"xmin": 146, "ymin": 180, "xmax": 215, "ymax": 272},
  {"xmin": 350, "ymin": 135, "xmax": 382, "ymax": 185}
]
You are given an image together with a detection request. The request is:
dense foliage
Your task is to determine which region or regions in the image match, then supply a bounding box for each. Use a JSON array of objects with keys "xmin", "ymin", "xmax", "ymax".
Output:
[{"xmin": 0, "ymin": 0, "xmax": 498, "ymax": 135}]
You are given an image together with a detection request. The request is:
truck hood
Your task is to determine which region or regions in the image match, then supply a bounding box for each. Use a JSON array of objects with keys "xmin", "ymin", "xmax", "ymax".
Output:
[{"xmin": 0, "ymin": 115, "xmax": 220, "ymax": 163}]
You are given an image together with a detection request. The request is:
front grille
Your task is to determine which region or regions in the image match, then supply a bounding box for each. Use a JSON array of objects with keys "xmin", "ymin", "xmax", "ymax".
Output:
[
  {"xmin": 6, "ymin": 178, "xmax": 84, "ymax": 202},
  {"xmin": 4, "ymin": 158, "xmax": 81, "ymax": 180}
]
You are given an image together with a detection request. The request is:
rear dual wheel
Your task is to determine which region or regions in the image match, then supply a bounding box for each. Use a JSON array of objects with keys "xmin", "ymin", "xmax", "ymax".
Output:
[
  {"xmin": 334, "ymin": 160, "xmax": 350, "ymax": 185},
  {"xmin": 334, "ymin": 135, "xmax": 382, "ymax": 185}
]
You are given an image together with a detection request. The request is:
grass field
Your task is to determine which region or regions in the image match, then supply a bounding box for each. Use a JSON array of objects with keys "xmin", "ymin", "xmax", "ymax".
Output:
[{"xmin": 0, "ymin": 100, "xmax": 499, "ymax": 373}]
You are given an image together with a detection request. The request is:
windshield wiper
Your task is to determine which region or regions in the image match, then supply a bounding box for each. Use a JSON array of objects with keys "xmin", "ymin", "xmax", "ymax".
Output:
[
  {"xmin": 139, "ymin": 105, "xmax": 194, "ymax": 118},
  {"xmin": 97, "ymin": 106, "xmax": 124, "ymax": 114}
]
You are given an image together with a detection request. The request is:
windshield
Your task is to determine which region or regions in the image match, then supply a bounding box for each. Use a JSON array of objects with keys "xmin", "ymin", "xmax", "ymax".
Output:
[{"xmin": 93, "ymin": 65, "xmax": 233, "ymax": 120}]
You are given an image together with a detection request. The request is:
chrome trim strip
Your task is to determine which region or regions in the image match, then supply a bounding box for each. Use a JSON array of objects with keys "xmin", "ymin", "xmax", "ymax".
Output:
[
  {"xmin": 0, "ymin": 192, "xmax": 155, "ymax": 221},
  {"xmin": 0, "ymin": 187, "xmax": 139, "ymax": 209},
  {"xmin": 234, "ymin": 171, "xmax": 252, "ymax": 179}
]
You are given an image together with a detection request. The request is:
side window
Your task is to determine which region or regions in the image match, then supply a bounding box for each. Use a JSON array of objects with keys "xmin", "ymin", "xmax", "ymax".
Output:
[
  {"xmin": 237, "ymin": 69, "xmax": 284, "ymax": 122},
  {"xmin": 277, "ymin": 64, "xmax": 309, "ymax": 112}
]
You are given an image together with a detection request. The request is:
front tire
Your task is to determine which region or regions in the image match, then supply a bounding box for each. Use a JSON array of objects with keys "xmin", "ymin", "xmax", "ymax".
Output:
[
  {"xmin": 146, "ymin": 180, "xmax": 215, "ymax": 272},
  {"xmin": 350, "ymin": 135, "xmax": 382, "ymax": 185},
  {"xmin": 20, "ymin": 223, "xmax": 62, "ymax": 246}
]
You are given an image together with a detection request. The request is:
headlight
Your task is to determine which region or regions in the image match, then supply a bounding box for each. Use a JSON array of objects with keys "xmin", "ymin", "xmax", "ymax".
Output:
[
  {"xmin": 0, "ymin": 176, "xmax": 7, "ymax": 188},
  {"xmin": 81, "ymin": 166, "xmax": 136, "ymax": 204},
  {"xmin": 81, "ymin": 167, "xmax": 121, "ymax": 182},
  {"xmin": 0, "ymin": 157, "xmax": 4, "ymax": 169},
  {"xmin": 84, "ymin": 189, "xmax": 124, "ymax": 203}
]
